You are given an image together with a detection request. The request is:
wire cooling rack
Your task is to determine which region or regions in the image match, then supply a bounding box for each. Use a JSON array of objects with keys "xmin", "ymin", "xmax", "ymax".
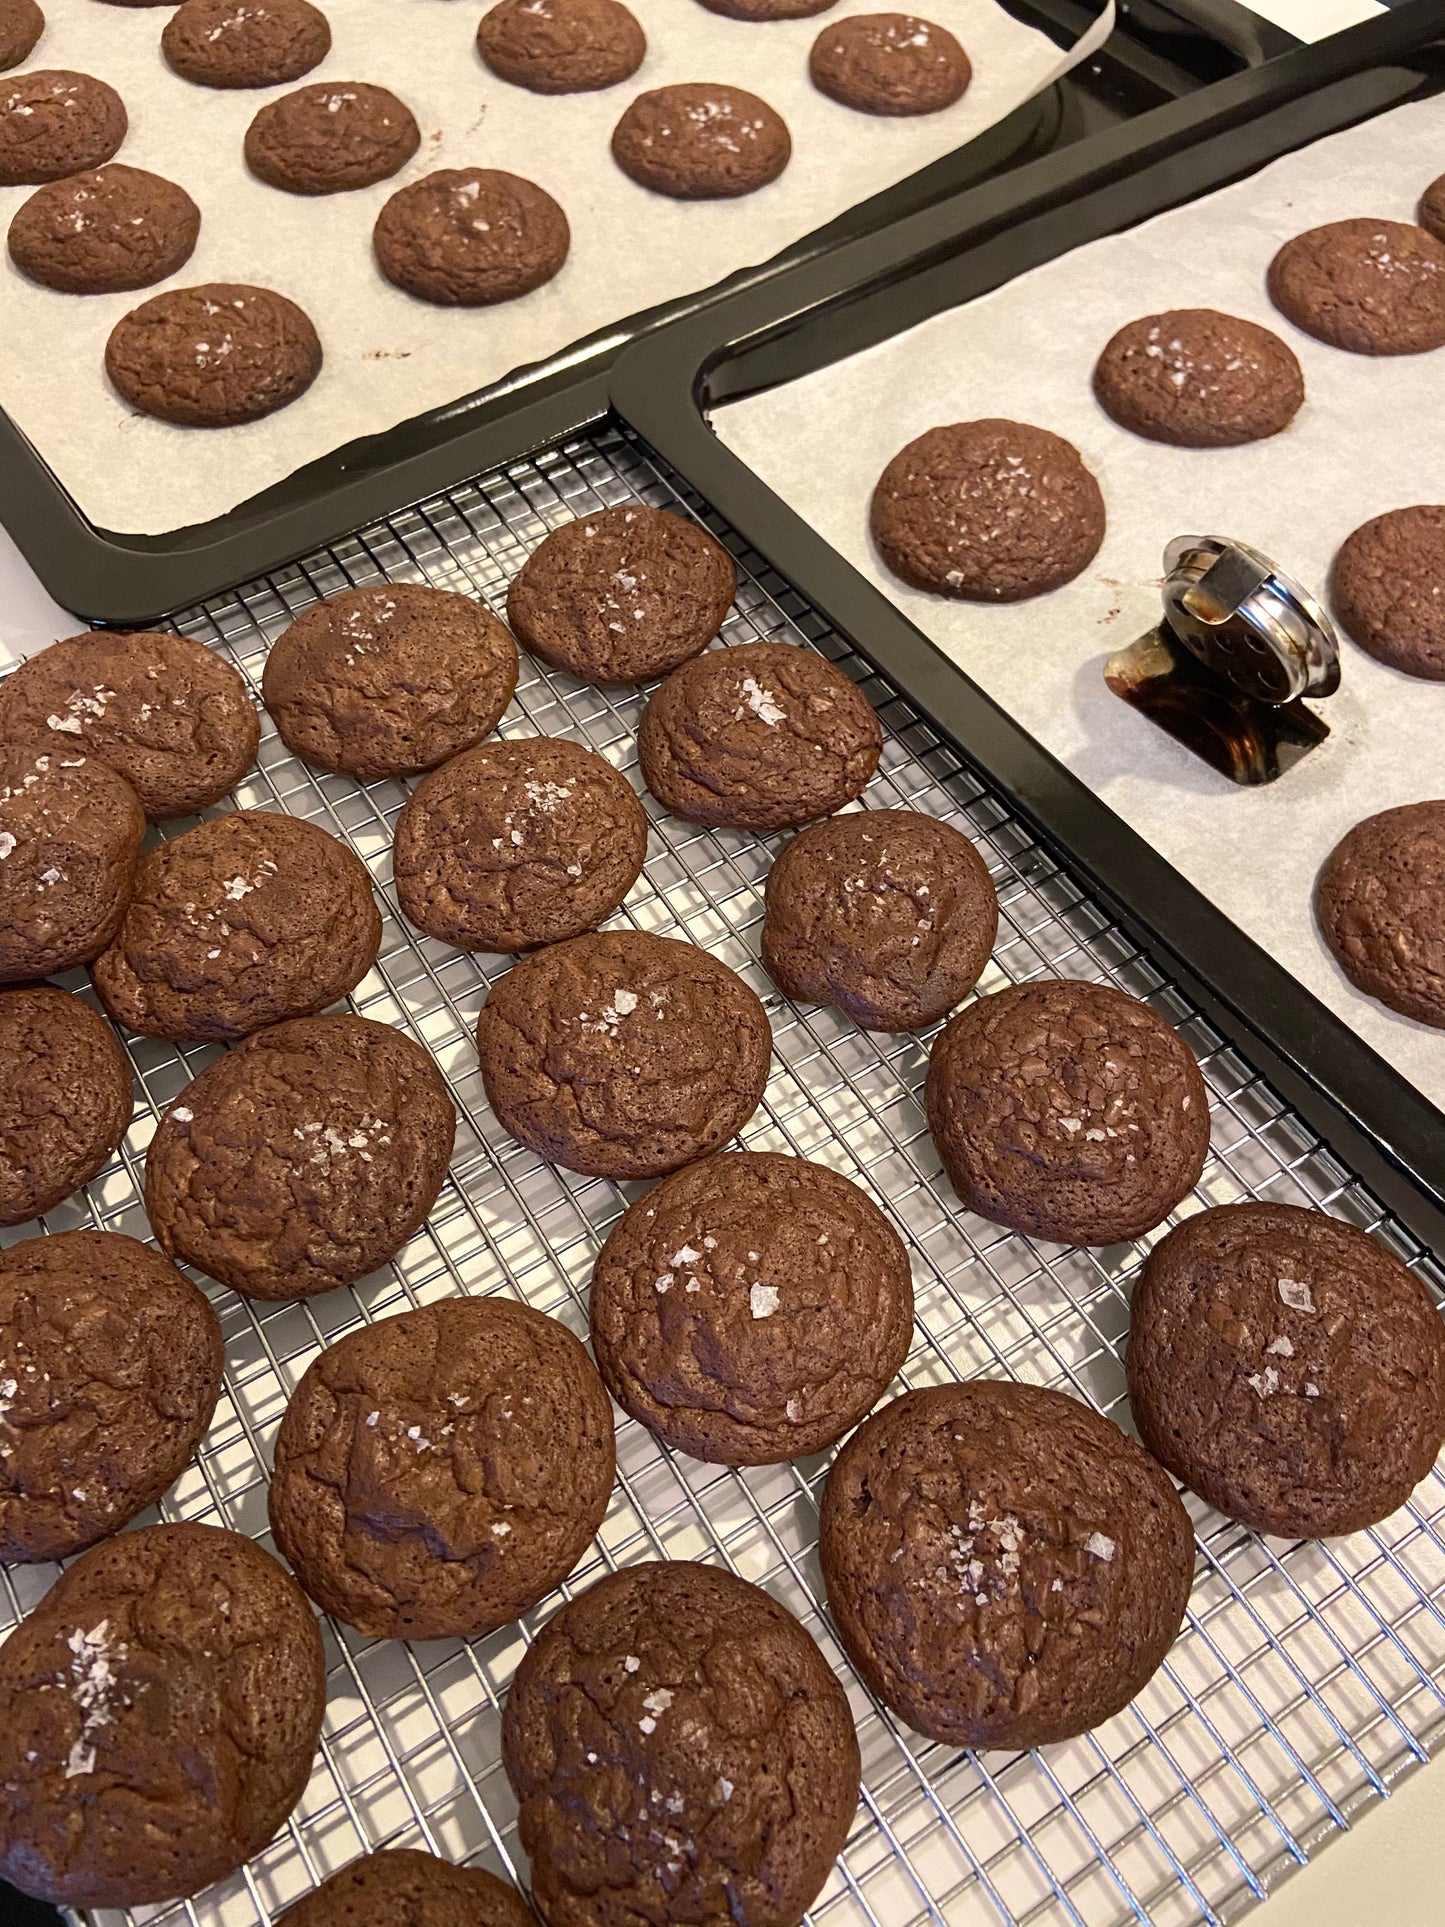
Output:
[{"xmin": 2, "ymin": 422, "xmax": 1442, "ymax": 1927}]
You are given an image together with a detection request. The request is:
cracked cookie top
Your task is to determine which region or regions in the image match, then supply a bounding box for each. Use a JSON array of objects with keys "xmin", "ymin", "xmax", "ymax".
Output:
[{"xmin": 0, "ymin": 987, "xmax": 133, "ymax": 1227}]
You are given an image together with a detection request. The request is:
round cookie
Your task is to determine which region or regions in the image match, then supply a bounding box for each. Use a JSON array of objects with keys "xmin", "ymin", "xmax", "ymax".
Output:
[
  {"xmin": 1267, "ymin": 218, "xmax": 1445, "ymax": 355},
  {"xmin": 0, "ymin": 70, "xmax": 125, "ymax": 186},
  {"xmin": 374, "ymin": 167, "xmax": 569, "ymax": 306},
  {"xmin": 478, "ymin": 0, "xmax": 645, "ymax": 94},
  {"xmin": 8, "ymin": 164, "xmax": 199, "ymax": 294},
  {"xmin": 1128, "ymin": 1203, "xmax": 1445, "ymax": 1539},
  {"xmin": 0, "ymin": 0, "xmax": 44, "ymax": 74},
  {"xmin": 926, "ymin": 977, "xmax": 1210, "ymax": 1247},
  {"xmin": 0, "ymin": 986, "xmax": 132, "ymax": 1226},
  {"xmin": 589, "ymin": 1150, "xmax": 913, "ymax": 1464},
  {"xmin": 281, "ymin": 1851, "xmax": 533, "ymax": 1927},
  {"xmin": 92, "ymin": 809, "xmax": 381, "ymax": 1043},
  {"xmin": 145, "ymin": 1013, "xmax": 455, "ymax": 1300},
  {"xmin": 269, "ymin": 1294, "xmax": 614, "ymax": 1638},
  {"xmin": 820, "ymin": 1381, "xmax": 1194, "ymax": 1747},
  {"xmin": 393, "ymin": 735, "xmax": 649, "ymax": 952},
  {"xmin": 810, "ymin": 13, "xmax": 971, "ymax": 117},
  {"xmin": 1316, "ymin": 801, "xmax": 1445, "ymax": 1028},
  {"xmin": 1420, "ymin": 172, "xmax": 1445, "ymax": 246},
  {"xmin": 245, "ymin": 81, "xmax": 420, "ymax": 195},
  {"xmin": 638, "ymin": 640, "xmax": 882, "ymax": 832},
  {"xmin": 1093, "ymin": 309, "xmax": 1305, "ymax": 448},
  {"xmin": 0, "ymin": 628, "xmax": 258, "ymax": 818},
  {"xmin": 0, "ymin": 745, "xmax": 145, "ymax": 985},
  {"xmin": 502, "ymin": 1561, "xmax": 859, "ymax": 1927},
  {"xmin": 1329, "ymin": 504, "xmax": 1445, "ymax": 681},
  {"xmin": 612, "ymin": 84, "xmax": 790, "ymax": 199},
  {"xmin": 476, "ymin": 929, "xmax": 771, "ymax": 1179},
  {"xmin": 106, "ymin": 282, "xmax": 322, "ymax": 428},
  {"xmin": 0, "ymin": 1522, "xmax": 325, "ymax": 1910},
  {"xmin": 871, "ymin": 419, "xmax": 1106, "ymax": 601},
  {"xmin": 261, "ymin": 583, "xmax": 518, "ymax": 779},
  {"xmin": 0, "ymin": 1230, "xmax": 222, "ymax": 1564},
  {"xmin": 697, "ymin": 0, "xmax": 837, "ymax": 15},
  {"xmin": 162, "ymin": 0, "xmax": 331, "ymax": 89},
  {"xmin": 761, "ymin": 806, "xmax": 998, "ymax": 1030}
]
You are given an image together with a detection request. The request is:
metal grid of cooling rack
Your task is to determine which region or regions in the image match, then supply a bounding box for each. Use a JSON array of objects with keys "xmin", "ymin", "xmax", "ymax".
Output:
[{"xmin": 2, "ymin": 421, "xmax": 1441, "ymax": 1927}]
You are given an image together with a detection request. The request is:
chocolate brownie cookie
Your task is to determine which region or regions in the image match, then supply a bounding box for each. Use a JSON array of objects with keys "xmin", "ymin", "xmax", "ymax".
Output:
[
  {"xmin": 612, "ymin": 84, "xmax": 790, "ymax": 199},
  {"xmin": 0, "ymin": 0, "xmax": 43, "ymax": 74},
  {"xmin": 1420, "ymin": 172, "xmax": 1445, "ymax": 246},
  {"xmin": 502, "ymin": 1561, "xmax": 859, "ymax": 1927},
  {"xmin": 374, "ymin": 167, "xmax": 569, "ymax": 306},
  {"xmin": 245, "ymin": 81, "xmax": 420, "ymax": 195},
  {"xmin": 810, "ymin": 13, "xmax": 970, "ymax": 116},
  {"xmin": 0, "ymin": 746, "xmax": 144, "ymax": 984},
  {"xmin": 820, "ymin": 1381, "xmax": 1194, "ymax": 1747},
  {"xmin": 0, "ymin": 1521, "xmax": 325, "ymax": 1909},
  {"xmin": 1093, "ymin": 309, "xmax": 1305, "ymax": 448},
  {"xmin": 1129, "ymin": 1203, "xmax": 1445, "ymax": 1539},
  {"xmin": 697, "ymin": 0, "xmax": 837, "ymax": 15},
  {"xmin": 93, "ymin": 809, "xmax": 381, "ymax": 1042},
  {"xmin": 926, "ymin": 977, "xmax": 1210, "ymax": 1246},
  {"xmin": 478, "ymin": 0, "xmax": 645, "ymax": 94},
  {"xmin": 1316, "ymin": 801, "xmax": 1445, "ymax": 1028},
  {"xmin": 1268, "ymin": 218, "xmax": 1445, "ymax": 355},
  {"xmin": 762, "ymin": 807, "xmax": 998, "ymax": 1030},
  {"xmin": 507, "ymin": 502, "xmax": 736, "ymax": 686},
  {"xmin": 871, "ymin": 419, "xmax": 1106, "ymax": 601},
  {"xmin": 7, "ymin": 164, "xmax": 199, "ymax": 294},
  {"xmin": 145, "ymin": 1013, "xmax": 454, "ymax": 1300},
  {"xmin": 270, "ymin": 1294, "xmax": 614, "ymax": 1638},
  {"xmin": 162, "ymin": 0, "xmax": 331, "ymax": 88},
  {"xmin": 0, "ymin": 987, "xmax": 132, "ymax": 1226},
  {"xmin": 0, "ymin": 629, "xmax": 258, "ymax": 818},
  {"xmin": 0, "ymin": 1230, "xmax": 222, "ymax": 1564},
  {"xmin": 638, "ymin": 640, "xmax": 882, "ymax": 831},
  {"xmin": 261, "ymin": 583, "xmax": 518, "ymax": 779},
  {"xmin": 281, "ymin": 1851, "xmax": 533, "ymax": 1927},
  {"xmin": 476, "ymin": 929, "xmax": 771, "ymax": 1179},
  {"xmin": 0, "ymin": 71, "xmax": 125, "ymax": 186},
  {"xmin": 590, "ymin": 1150, "xmax": 913, "ymax": 1464},
  {"xmin": 1330, "ymin": 504, "xmax": 1445, "ymax": 680},
  {"xmin": 106, "ymin": 282, "xmax": 322, "ymax": 428},
  {"xmin": 394, "ymin": 735, "xmax": 648, "ymax": 952}
]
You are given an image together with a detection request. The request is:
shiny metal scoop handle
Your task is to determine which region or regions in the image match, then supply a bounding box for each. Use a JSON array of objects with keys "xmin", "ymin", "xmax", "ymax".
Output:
[{"xmin": 1162, "ymin": 535, "xmax": 1341, "ymax": 705}]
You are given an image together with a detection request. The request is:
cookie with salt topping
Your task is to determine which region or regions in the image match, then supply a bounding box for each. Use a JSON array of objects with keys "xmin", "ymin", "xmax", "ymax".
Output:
[
  {"xmin": 611, "ymin": 83, "xmax": 790, "ymax": 198},
  {"xmin": 1093, "ymin": 309, "xmax": 1304, "ymax": 447},
  {"xmin": 1268, "ymin": 217, "xmax": 1445, "ymax": 355}
]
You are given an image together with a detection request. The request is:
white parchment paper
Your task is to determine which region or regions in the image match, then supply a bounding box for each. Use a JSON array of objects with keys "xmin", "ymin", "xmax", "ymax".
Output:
[
  {"xmin": 0, "ymin": 0, "xmax": 1099, "ymax": 535},
  {"xmin": 717, "ymin": 95, "xmax": 1445, "ymax": 1112}
]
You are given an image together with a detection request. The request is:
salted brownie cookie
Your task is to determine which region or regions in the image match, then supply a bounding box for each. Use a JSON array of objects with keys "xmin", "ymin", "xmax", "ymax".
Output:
[
  {"xmin": 0, "ymin": 629, "xmax": 258, "ymax": 818},
  {"xmin": 762, "ymin": 807, "xmax": 998, "ymax": 1030},
  {"xmin": 590, "ymin": 1150, "xmax": 913, "ymax": 1464},
  {"xmin": 0, "ymin": 746, "xmax": 144, "ymax": 984},
  {"xmin": 1268, "ymin": 218, "xmax": 1445, "ymax": 355},
  {"xmin": 93, "ymin": 809, "xmax": 381, "ymax": 1042},
  {"xmin": 872, "ymin": 419, "xmax": 1106, "ymax": 601},
  {"xmin": 0, "ymin": 986, "xmax": 132, "ymax": 1226},
  {"xmin": 1316, "ymin": 801, "xmax": 1445, "ymax": 1028},
  {"xmin": 1330, "ymin": 504, "xmax": 1445, "ymax": 680},
  {"xmin": 394, "ymin": 735, "xmax": 648, "ymax": 952},
  {"xmin": 638, "ymin": 640, "xmax": 882, "ymax": 831},
  {"xmin": 270, "ymin": 1295, "xmax": 614, "ymax": 1638},
  {"xmin": 478, "ymin": 0, "xmax": 645, "ymax": 94},
  {"xmin": 1420, "ymin": 172, "xmax": 1445, "ymax": 246},
  {"xmin": 8, "ymin": 164, "xmax": 199, "ymax": 294},
  {"xmin": 810, "ymin": 13, "xmax": 970, "ymax": 116},
  {"xmin": 162, "ymin": 0, "xmax": 331, "ymax": 88},
  {"xmin": 0, "ymin": 71, "xmax": 125, "ymax": 186},
  {"xmin": 281, "ymin": 1851, "xmax": 533, "ymax": 1927},
  {"xmin": 1093, "ymin": 309, "xmax": 1304, "ymax": 448},
  {"xmin": 507, "ymin": 502, "xmax": 736, "ymax": 685},
  {"xmin": 1129, "ymin": 1203, "xmax": 1445, "ymax": 1539},
  {"xmin": 477, "ymin": 929, "xmax": 771, "ymax": 1179},
  {"xmin": 0, "ymin": 1521, "xmax": 325, "ymax": 1909},
  {"xmin": 0, "ymin": 0, "xmax": 43, "ymax": 74},
  {"xmin": 106, "ymin": 282, "xmax": 322, "ymax": 428},
  {"xmin": 145, "ymin": 1013, "xmax": 454, "ymax": 1300},
  {"xmin": 698, "ymin": 0, "xmax": 837, "ymax": 16},
  {"xmin": 0, "ymin": 1230, "xmax": 222, "ymax": 1564},
  {"xmin": 612, "ymin": 84, "xmax": 790, "ymax": 199},
  {"xmin": 374, "ymin": 166, "xmax": 569, "ymax": 306},
  {"xmin": 262, "ymin": 583, "xmax": 518, "ymax": 779},
  {"xmin": 820, "ymin": 1381, "xmax": 1194, "ymax": 1747},
  {"xmin": 502, "ymin": 1561, "xmax": 859, "ymax": 1927},
  {"xmin": 926, "ymin": 977, "xmax": 1210, "ymax": 1246},
  {"xmin": 245, "ymin": 81, "xmax": 420, "ymax": 195}
]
